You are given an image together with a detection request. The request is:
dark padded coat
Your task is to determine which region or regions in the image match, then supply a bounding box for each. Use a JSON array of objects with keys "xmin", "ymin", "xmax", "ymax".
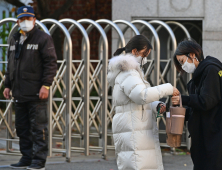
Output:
[
  {"xmin": 4, "ymin": 26, "xmax": 57, "ymax": 102},
  {"xmin": 182, "ymin": 56, "xmax": 222, "ymax": 170}
]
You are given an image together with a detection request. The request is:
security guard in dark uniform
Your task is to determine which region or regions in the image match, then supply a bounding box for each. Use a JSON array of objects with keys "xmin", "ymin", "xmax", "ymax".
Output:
[{"xmin": 3, "ymin": 6, "xmax": 57, "ymax": 170}]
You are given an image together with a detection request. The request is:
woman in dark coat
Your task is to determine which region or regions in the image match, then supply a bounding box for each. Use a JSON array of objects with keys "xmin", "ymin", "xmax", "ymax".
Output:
[{"xmin": 172, "ymin": 39, "xmax": 222, "ymax": 170}]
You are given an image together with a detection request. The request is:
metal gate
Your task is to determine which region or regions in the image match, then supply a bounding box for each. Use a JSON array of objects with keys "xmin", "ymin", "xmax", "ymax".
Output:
[{"xmin": 0, "ymin": 18, "xmax": 192, "ymax": 161}]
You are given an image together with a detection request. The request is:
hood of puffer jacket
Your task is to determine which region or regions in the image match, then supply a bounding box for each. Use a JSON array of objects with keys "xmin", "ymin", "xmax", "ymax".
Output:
[{"xmin": 107, "ymin": 53, "xmax": 143, "ymax": 87}]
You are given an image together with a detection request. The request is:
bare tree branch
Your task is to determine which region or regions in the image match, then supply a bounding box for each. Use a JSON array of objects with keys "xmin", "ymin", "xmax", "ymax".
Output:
[
  {"xmin": 35, "ymin": 0, "xmax": 47, "ymax": 19},
  {"xmin": 49, "ymin": 0, "xmax": 76, "ymax": 19},
  {"xmin": 36, "ymin": 0, "xmax": 43, "ymax": 17},
  {"xmin": 3, "ymin": 0, "xmax": 25, "ymax": 7}
]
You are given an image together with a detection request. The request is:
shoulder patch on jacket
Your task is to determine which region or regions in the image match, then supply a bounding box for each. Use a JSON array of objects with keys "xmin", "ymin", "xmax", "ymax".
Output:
[
  {"xmin": 10, "ymin": 45, "xmax": 15, "ymax": 51},
  {"xmin": 218, "ymin": 70, "xmax": 222, "ymax": 77}
]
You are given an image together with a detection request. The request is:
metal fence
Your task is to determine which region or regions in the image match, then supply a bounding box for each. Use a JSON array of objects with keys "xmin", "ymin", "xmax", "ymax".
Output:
[{"xmin": 0, "ymin": 18, "xmax": 192, "ymax": 161}]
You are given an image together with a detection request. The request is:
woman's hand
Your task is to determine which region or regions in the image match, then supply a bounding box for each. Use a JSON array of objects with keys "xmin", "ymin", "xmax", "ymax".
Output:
[
  {"xmin": 157, "ymin": 103, "xmax": 166, "ymax": 114},
  {"xmin": 173, "ymin": 87, "xmax": 180, "ymax": 96},
  {"xmin": 172, "ymin": 96, "xmax": 180, "ymax": 106}
]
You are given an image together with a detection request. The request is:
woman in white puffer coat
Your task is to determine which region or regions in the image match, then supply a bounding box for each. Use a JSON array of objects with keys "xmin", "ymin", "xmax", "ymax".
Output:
[{"xmin": 108, "ymin": 35, "xmax": 179, "ymax": 170}]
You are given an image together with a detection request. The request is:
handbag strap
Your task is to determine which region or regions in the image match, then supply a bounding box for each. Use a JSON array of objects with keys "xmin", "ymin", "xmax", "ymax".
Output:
[{"xmin": 179, "ymin": 94, "xmax": 182, "ymax": 107}]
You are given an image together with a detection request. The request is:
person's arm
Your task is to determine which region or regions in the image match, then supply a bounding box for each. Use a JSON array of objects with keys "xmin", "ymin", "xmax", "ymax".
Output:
[
  {"xmin": 120, "ymin": 72, "xmax": 174, "ymax": 105},
  {"xmin": 4, "ymin": 41, "xmax": 12, "ymax": 89},
  {"xmin": 181, "ymin": 95, "xmax": 190, "ymax": 106},
  {"xmin": 39, "ymin": 35, "xmax": 57, "ymax": 87},
  {"xmin": 182, "ymin": 66, "xmax": 221, "ymax": 111},
  {"xmin": 151, "ymin": 101, "xmax": 161, "ymax": 114},
  {"xmin": 38, "ymin": 35, "xmax": 57, "ymax": 100},
  {"xmin": 185, "ymin": 107, "xmax": 192, "ymax": 121},
  {"xmin": 3, "ymin": 42, "xmax": 12, "ymax": 99}
]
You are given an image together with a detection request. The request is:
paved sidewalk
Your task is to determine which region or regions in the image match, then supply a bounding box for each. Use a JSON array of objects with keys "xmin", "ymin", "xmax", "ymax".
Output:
[{"xmin": 0, "ymin": 151, "xmax": 193, "ymax": 170}]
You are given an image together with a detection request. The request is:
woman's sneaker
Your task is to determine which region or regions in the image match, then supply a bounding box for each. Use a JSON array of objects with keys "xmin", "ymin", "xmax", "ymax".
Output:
[
  {"xmin": 10, "ymin": 161, "xmax": 31, "ymax": 169},
  {"xmin": 27, "ymin": 164, "xmax": 45, "ymax": 170}
]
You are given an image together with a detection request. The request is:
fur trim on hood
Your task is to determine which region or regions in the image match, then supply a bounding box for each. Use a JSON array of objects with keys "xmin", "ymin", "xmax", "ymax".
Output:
[{"xmin": 107, "ymin": 53, "xmax": 142, "ymax": 87}]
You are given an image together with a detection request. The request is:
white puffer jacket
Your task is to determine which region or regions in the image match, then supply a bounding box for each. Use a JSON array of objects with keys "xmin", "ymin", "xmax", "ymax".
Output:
[{"xmin": 108, "ymin": 54, "xmax": 174, "ymax": 170}]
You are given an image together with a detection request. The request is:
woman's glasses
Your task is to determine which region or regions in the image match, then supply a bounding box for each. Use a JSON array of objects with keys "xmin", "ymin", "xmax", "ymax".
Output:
[{"xmin": 178, "ymin": 54, "xmax": 190, "ymax": 66}]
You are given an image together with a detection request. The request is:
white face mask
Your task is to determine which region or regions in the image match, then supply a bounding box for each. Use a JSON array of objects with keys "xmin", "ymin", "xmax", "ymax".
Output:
[
  {"xmin": 182, "ymin": 57, "xmax": 196, "ymax": 73},
  {"xmin": 135, "ymin": 56, "xmax": 148, "ymax": 66},
  {"xmin": 19, "ymin": 20, "xmax": 34, "ymax": 32}
]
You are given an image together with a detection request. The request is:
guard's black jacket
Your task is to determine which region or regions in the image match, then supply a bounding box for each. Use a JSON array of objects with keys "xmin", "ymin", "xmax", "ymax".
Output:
[
  {"xmin": 182, "ymin": 56, "xmax": 222, "ymax": 170},
  {"xmin": 4, "ymin": 26, "xmax": 57, "ymax": 102}
]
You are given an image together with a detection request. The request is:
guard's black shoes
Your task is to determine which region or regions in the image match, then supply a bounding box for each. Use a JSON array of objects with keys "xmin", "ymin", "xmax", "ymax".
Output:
[
  {"xmin": 10, "ymin": 161, "xmax": 31, "ymax": 169},
  {"xmin": 27, "ymin": 164, "xmax": 45, "ymax": 170}
]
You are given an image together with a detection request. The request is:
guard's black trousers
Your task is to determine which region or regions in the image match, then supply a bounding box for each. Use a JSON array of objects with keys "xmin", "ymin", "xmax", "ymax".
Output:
[{"xmin": 15, "ymin": 101, "xmax": 48, "ymax": 166}]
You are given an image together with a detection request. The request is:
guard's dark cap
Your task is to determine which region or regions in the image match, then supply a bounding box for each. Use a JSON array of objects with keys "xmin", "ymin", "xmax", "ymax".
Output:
[{"xmin": 17, "ymin": 6, "xmax": 35, "ymax": 19}]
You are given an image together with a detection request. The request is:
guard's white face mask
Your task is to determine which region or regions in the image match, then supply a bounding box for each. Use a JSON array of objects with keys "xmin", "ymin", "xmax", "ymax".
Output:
[
  {"xmin": 182, "ymin": 57, "xmax": 197, "ymax": 73},
  {"xmin": 19, "ymin": 20, "xmax": 34, "ymax": 32}
]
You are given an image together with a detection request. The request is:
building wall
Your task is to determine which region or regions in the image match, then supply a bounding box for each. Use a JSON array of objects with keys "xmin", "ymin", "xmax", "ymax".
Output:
[{"xmin": 112, "ymin": 0, "xmax": 222, "ymax": 61}]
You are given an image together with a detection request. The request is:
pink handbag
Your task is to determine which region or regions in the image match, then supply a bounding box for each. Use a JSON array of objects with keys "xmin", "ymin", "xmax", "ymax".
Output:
[{"xmin": 166, "ymin": 94, "xmax": 186, "ymax": 147}]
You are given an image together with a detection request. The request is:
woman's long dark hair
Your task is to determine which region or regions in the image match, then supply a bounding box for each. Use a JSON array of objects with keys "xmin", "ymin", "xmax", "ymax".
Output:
[
  {"xmin": 174, "ymin": 39, "xmax": 204, "ymax": 72},
  {"xmin": 113, "ymin": 35, "xmax": 153, "ymax": 56}
]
